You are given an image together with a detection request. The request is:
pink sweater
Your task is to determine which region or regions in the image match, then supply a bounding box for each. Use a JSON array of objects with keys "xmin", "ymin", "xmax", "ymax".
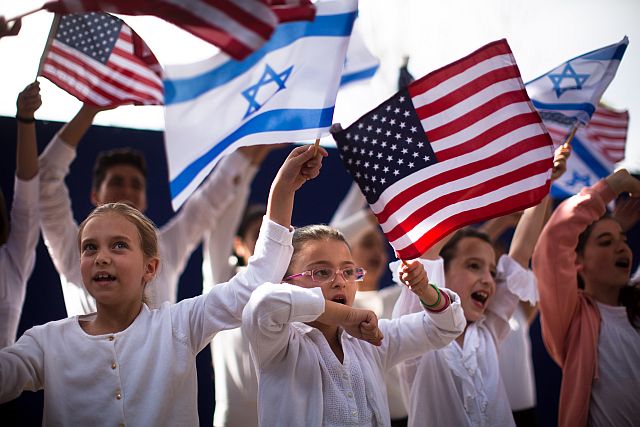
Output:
[{"xmin": 532, "ymin": 180, "xmax": 616, "ymax": 427}]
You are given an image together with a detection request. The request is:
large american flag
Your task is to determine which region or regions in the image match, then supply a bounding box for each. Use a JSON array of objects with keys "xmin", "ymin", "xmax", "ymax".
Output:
[
  {"xmin": 42, "ymin": 0, "xmax": 316, "ymax": 60},
  {"xmin": 332, "ymin": 39, "xmax": 554, "ymax": 259},
  {"xmin": 38, "ymin": 12, "xmax": 163, "ymax": 107}
]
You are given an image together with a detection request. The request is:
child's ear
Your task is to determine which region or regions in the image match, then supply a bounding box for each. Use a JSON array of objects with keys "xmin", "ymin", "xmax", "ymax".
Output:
[
  {"xmin": 143, "ymin": 257, "xmax": 160, "ymax": 283},
  {"xmin": 575, "ymin": 254, "xmax": 584, "ymax": 272}
]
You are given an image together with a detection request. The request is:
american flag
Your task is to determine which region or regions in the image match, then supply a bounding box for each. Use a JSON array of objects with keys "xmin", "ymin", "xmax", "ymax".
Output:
[
  {"xmin": 543, "ymin": 105, "xmax": 629, "ymax": 164},
  {"xmin": 332, "ymin": 39, "xmax": 554, "ymax": 259},
  {"xmin": 42, "ymin": 0, "xmax": 316, "ymax": 61},
  {"xmin": 38, "ymin": 13, "xmax": 163, "ymax": 108}
]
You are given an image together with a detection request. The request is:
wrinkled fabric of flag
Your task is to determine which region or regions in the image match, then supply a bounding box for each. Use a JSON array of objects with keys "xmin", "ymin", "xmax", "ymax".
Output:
[
  {"xmin": 38, "ymin": 12, "xmax": 164, "ymax": 107},
  {"xmin": 547, "ymin": 105, "xmax": 629, "ymax": 198},
  {"xmin": 43, "ymin": 0, "xmax": 316, "ymax": 60},
  {"xmin": 164, "ymin": 0, "xmax": 357, "ymax": 209},
  {"xmin": 526, "ymin": 36, "xmax": 628, "ymax": 126},
  {"xmin": 333, "ymin": 39, "xmax": 554, "ymax": 259}
]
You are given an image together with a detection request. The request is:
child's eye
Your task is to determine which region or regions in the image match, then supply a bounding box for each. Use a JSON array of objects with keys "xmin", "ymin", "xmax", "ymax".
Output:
[
  {"xmin": 113, "ymin": 241, "xmax": 128, "ymax": 250},
  {"xmin": 468, "ymin": 262, "xmax": 480, "ymax": 270},
  {"xmin": 342, "ymin": 268, "xmax": 356, "ymax": 279},
  {"xmin": 313, "ymin": 268, "xmax": 333, "ymax": 280},
  {"xmin": 598, "ymin": 239, "xmax": 612, "ymax": 247},
  {"xmin": 82, "ymin": 243, "xmax": 96, "ymax": 252}
]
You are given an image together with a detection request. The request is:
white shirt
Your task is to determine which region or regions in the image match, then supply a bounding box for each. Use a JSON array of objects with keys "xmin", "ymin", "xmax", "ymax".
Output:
[
  {"xmin": 589, "ymin": 302, "xmax": 640, "ymax": 427},
  {"xmin": 0, "ymin": 177, "xmax": 39, "ymax": 348},
  {"xmin": 0, "ymin": 217, "xmax": 293, "ymax": 426},
  {"xmin": 498, "ymin": 304, "xmax": 537, "ymax": 411},
  {"xmin": 200, "ymin": 160, "xmax": 261, "ymax": 427},
  {"xmin": 38, "ymin": 134, "xmax": 251, "ymax": 316},
  {"xmin": 354, "ymin": 285, "xmax": 407, "ymax": 419},
  {"xmin": 393, "ymin": 256, "xmax": 536, "ymax": 427},
  {"xmin": 242, "ymin": 282, "xmax": 466, "ymax": 427}
]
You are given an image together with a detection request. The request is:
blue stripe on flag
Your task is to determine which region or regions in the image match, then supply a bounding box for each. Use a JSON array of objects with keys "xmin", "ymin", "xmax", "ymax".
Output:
[
  {"xmin": 581, "ymin": 41, "xmax": 627, "ymax": 61},
  {"xmin": 550, "ymin": 183, "xmax": 575, "ymax": 199},
  {"xmin": 340, "ymin": 65, "xmax": 379, "ymax": 86},
  {"xmin": 164, "ymin": 12, "xmax": 357, "ymax": 105},
  {"xmin": 571, "ymin": 135, "xmax": 610, "ymax": 178},
  {"xmin": 531, "ymin": 100, "xmax": 595, "ymax": 116},
  {"xmin": 170, "ymin": 107, "xmax": 335, "ymax": 198}
]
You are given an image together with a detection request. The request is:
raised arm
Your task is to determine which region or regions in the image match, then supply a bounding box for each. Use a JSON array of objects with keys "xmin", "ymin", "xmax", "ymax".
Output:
[
  {"xmin": 532, "ymin": 169, "xmax": 639, "ymax": 365},
  {"xmin": 174, "ymin": 144, "xmax": 328, "ymax": 351},
  {"xmin": 1, "ymin": 83, "xmax": 42, "ymax": 347}
]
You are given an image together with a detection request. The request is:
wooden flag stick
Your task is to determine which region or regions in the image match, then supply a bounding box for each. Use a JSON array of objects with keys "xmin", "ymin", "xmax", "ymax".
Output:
[
  {"xmin": 6, "ymin": 6, "xmax": 43, "ymax": 22},
  {"xmin": 313, "ymin": 138, "xmax": 320, "ymax": 156},
  {"xmin": 563, "ymin": 122, "xmax": 580, "ymax": 148}
]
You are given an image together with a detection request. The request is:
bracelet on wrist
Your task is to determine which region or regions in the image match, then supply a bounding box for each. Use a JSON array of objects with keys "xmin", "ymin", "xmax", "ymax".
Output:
[
  {"xmin": 420, "ymin": 283, "xmax": 441, "ymax": 308},
  {"xmin": 16, "ymin": 115, "xmax": 36, "ymax": 124}
]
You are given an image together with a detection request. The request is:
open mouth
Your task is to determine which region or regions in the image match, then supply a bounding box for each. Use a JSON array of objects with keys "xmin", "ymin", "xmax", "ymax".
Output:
[
  {"xmin": 331, "ymin": 295, "xmax": 347, "ymax": 305},
  {"xmin": 93, "ymin": 273, "xmax": 116, "ymax": 283},
  {"xmin": 615, "ymin": 258, "xmax": 630, "ymax": 269},
  {"xmin": 470, "ymin": 291, "xmax": 489, "ymax": 307}
]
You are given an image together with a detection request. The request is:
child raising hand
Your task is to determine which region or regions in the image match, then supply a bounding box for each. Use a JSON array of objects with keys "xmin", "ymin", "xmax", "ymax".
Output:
[{"xmin": 0, "ymin": 144, "xmax": 325, "ymax": 426}]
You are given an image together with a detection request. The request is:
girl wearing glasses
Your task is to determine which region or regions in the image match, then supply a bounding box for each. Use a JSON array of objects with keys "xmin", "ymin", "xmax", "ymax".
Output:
[{"xmin": 242, "ymin": 224, "xmax": 466, "ymax": 426}]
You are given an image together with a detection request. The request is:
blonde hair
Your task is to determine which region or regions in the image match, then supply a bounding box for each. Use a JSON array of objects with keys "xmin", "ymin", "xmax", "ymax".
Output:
[{"xmin": 78, "ymin": 202, "xmax": 159, "ymax": 260}]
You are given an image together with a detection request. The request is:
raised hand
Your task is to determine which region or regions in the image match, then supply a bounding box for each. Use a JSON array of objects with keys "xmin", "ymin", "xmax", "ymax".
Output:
[
  {"xmin": 613, "ymin": 196, "xmax": 640, "ymax": 232},
  {"xmin": 267, "ymin": 144, "xmax": 328, "ymax": 229},
  {"xmin": 605, "ymin": 169, "xmax": 640, "ymax": 198},
  {"xmin": 398, "ymin": 259, "xmax": 428, "ymax": 291},
  {"xmin": 16, "ymin": 82, "xmax": 42, "ymax": 120},
  {"xmin": 0, "ymin": 17, "xmax": 21, "ymax": 39},
  {"xmin": 551, "ymin": 143, "xmax": 571, "ymax": 182}
]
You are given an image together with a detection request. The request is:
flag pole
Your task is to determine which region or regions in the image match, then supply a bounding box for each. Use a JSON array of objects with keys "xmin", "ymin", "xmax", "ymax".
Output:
[
  {"xmin": 35, "ymin": 14, "xmax": 60, "ymax": 81},
  {"xmin": 313, "ymin": 138, "xmax": 320, "ymax": 156},
  {"xmin": 7, "ymin": 6, "xmax": 43, "ymax": 22},
  {"xmin": 563, "ymin": 121, "xmax": 580, "ymax": 148}
]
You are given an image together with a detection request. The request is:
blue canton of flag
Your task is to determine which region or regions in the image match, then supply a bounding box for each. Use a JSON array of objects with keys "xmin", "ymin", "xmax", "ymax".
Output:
[
  {"xmin": 526, "ymin": 36, "xmax": 628, "ymax": 126},
  {"xmin": 55, "ymin": 13, "xmax": 121, "ymax": 63},
  {"xmin": 163, "ymin": 0, "xmax": 357, "ymax": 209},
  {"xmin": 336, "ymin": 89, "xmax": 436, "ymax": 204}
]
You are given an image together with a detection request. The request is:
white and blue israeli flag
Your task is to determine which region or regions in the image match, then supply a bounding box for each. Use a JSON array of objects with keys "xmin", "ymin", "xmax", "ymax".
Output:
[
  {"xmin": 163, "ymin": 0, "xmax": 357, "ymax": 209},
  {"xmin": 526, "ymin": 36, "xmax": 628, "ymax": 125}
]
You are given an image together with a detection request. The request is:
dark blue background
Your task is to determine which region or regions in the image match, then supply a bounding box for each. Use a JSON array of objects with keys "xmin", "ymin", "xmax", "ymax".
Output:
[{"xmin": 4, "ymin": 114, "xmax": 631, "ymax": 426}]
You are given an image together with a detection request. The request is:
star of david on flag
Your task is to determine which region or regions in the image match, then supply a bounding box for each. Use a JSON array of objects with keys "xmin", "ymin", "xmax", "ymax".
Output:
[
  {"xmin": 333, "ymin": 39, "xmax": 554, "ymax": 259},
  {"xmin": 526, "ymin": 36, "xmax": 628, "ymax": 126},
  {"xmin": 163, "ymin": 0, "xmax": 357, "ymax": 209},
  {"xmin": 241, "ymin": 64, "xmax": 293, "ymax": 118}
]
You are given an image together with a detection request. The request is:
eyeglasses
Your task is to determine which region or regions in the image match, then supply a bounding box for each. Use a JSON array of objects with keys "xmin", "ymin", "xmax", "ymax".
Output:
[{"xmin": 285, "ymin": 267, "xmax": 367, "ymax": 284}]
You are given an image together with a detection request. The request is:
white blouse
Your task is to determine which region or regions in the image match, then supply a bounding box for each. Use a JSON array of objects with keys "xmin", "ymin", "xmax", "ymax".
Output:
[
  {"xmin": 0, "ymin": 218, "xmax": 293, "ymax": 427},
  {"xmin": 242, "ymin": 282, "xmax": 466, "ymax": 427},
  {"xmin": 393, "ymin": 256, "xmax": 536, "ymax": 427}
]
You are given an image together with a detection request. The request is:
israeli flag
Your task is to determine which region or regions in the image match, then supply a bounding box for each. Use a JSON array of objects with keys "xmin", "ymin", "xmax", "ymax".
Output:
[
  {"xmin": 340, "ymin": 20, "xmax": 379, "ymax": 86},
  {"xmin": 164, "ymin": 0, "xmax": 357, "ymax": 209},
  {"xmin": 550, "ymin": 130, "xmax": 613, "ymax": 198},
  {"xmin": 526, "ymin": 36, "xmax": 628, "ymax": 125}
]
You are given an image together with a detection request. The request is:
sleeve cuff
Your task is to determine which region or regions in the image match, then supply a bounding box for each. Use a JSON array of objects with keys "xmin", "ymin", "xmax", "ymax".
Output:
[
  {"xmin": 497, "ymin": 255, "xmax": 538, "ymax": 304},
  {"xmin": 262, "ymin": 216, "xmax": 294, "ymax": 245}
]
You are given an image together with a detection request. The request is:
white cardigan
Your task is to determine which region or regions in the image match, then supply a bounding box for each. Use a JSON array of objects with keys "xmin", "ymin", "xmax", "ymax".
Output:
[
  {"xmin": 0, "ymin": 218, "xmax": 293, "ymax": 427},
  {"xmin": 243, "ymin": 283, "xmax": 465, "ymax": 427}
]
